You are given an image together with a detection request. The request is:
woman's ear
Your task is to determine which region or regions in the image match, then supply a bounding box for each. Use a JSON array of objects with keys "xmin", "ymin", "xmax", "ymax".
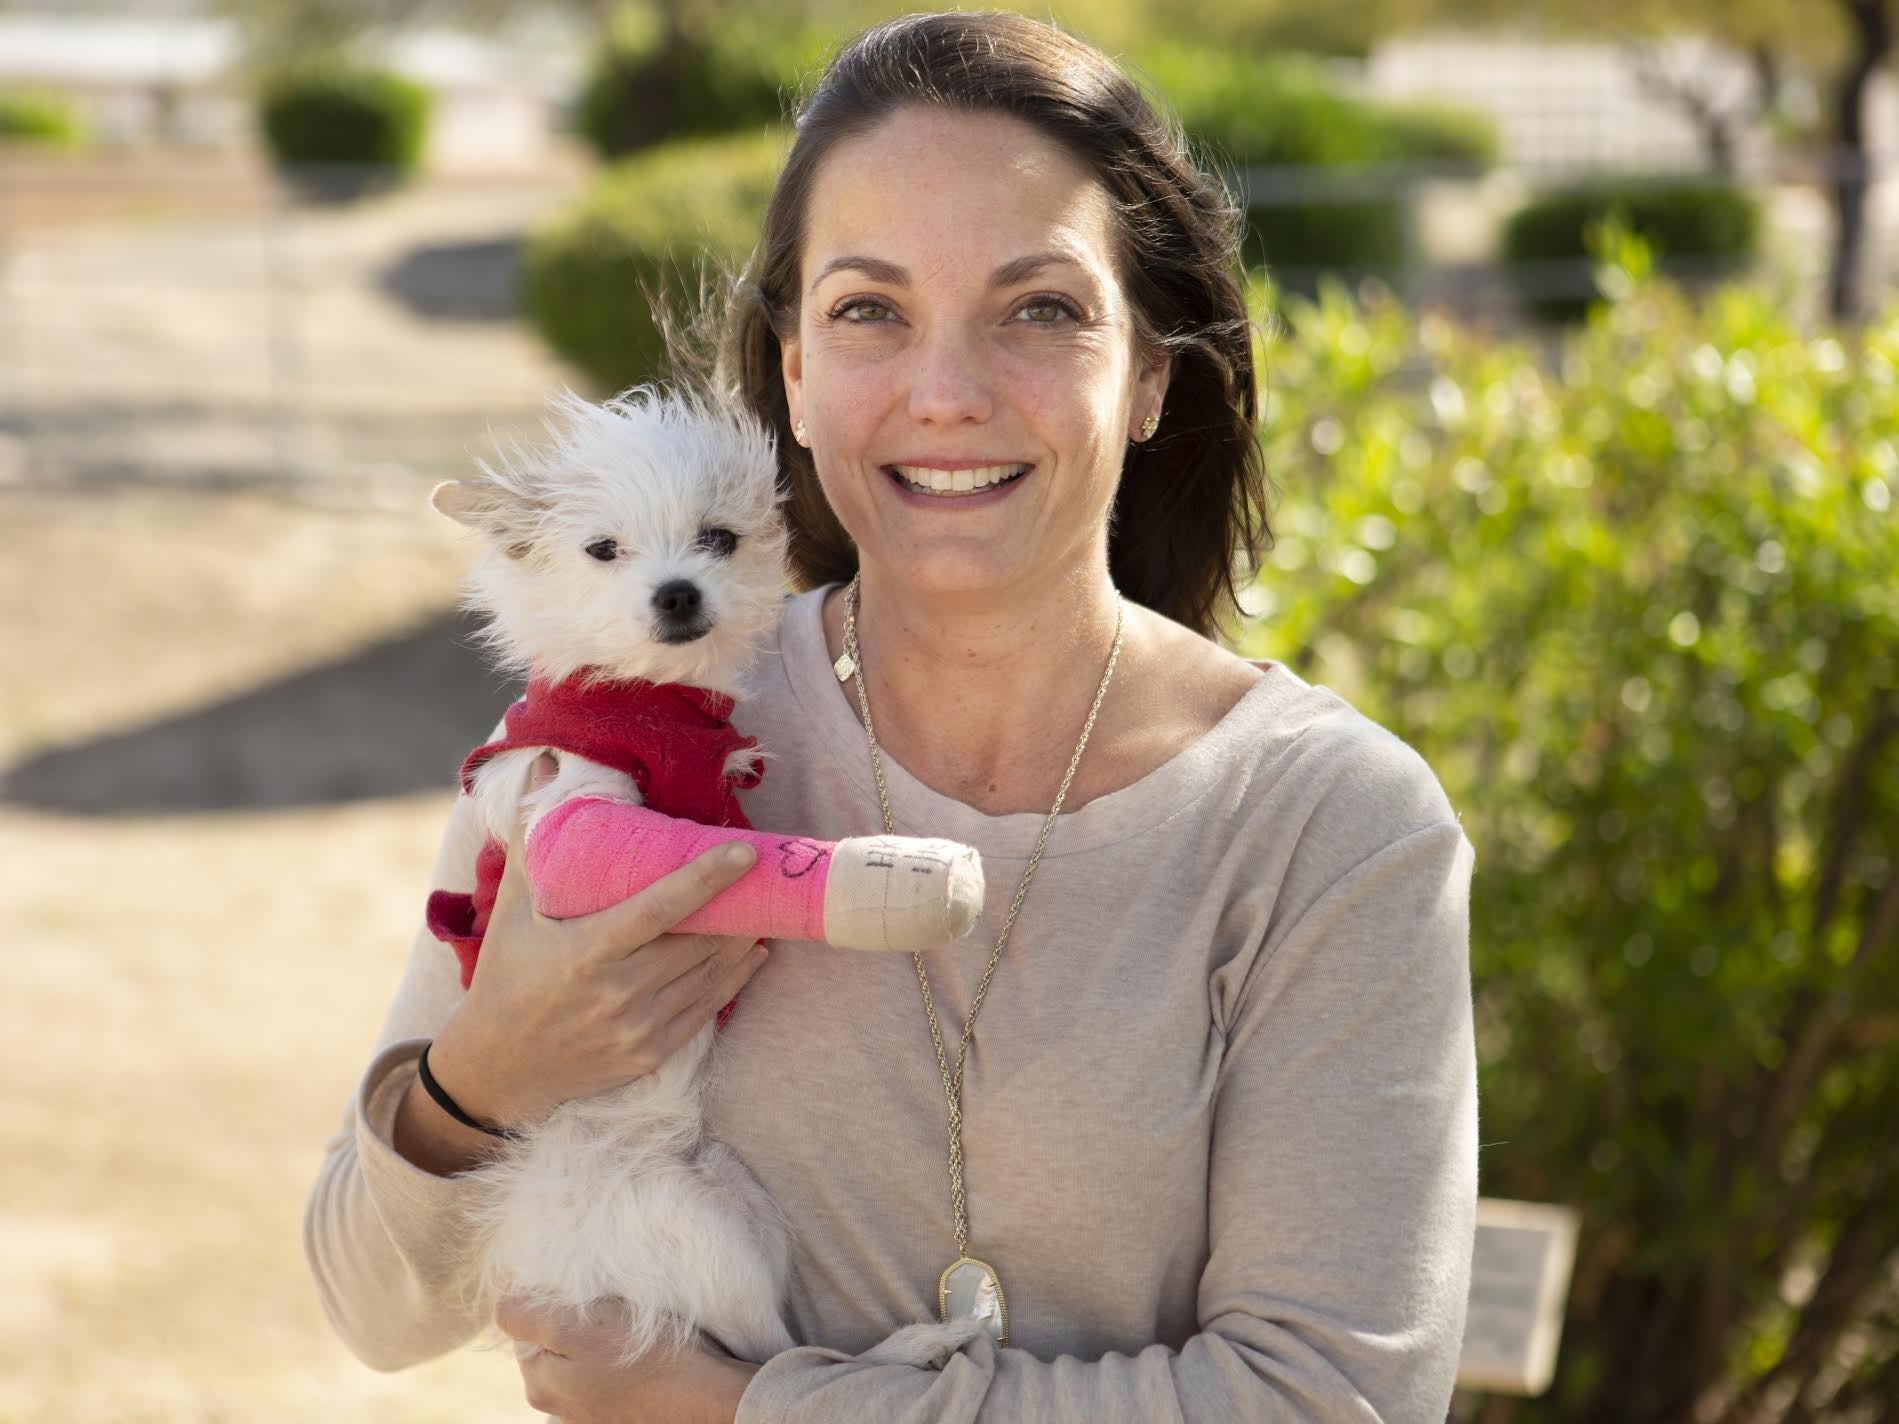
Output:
[
  {"xmin": 1131, "ymin": 348, "xmax": 1173, "ymax": 441},
  {"xmin": 780, "ymin": 337, "xmax": 805, "ymax": 441}
]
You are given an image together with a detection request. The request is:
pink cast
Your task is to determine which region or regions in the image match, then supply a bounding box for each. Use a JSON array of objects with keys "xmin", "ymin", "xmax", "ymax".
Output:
[{"xmin": 526, "ymin": 797, "xmax": 833, "ymax": 943}]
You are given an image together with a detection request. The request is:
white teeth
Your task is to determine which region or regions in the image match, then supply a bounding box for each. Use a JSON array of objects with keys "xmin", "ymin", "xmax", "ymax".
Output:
[{"xmin": 891, "ymin": 463, "xmax": 1028, "ymax": 495}]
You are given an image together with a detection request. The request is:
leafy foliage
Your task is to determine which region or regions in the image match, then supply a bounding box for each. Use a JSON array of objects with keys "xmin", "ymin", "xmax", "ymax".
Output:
[
  {"xmin": 1504, "ymin": 179, "xmax": 1765, "ymax": 322},
  {"xmin": 521, "ymin": 128, "xmax": 788, "ymax": 393},
  {"xmin": 256, "ymin": 62, "xmax": 432, "ymax": 200},
  {"xmin": 1135, "ymin": 47, "xmax": 1496, "ymax": 288},
  {"xmin": 0, "ymin": 90, "xmax": 87, "ymax": 150},
  {"xmin": 1240, "ymin": 243, "xmax": 1899, "ymax": 1421}
]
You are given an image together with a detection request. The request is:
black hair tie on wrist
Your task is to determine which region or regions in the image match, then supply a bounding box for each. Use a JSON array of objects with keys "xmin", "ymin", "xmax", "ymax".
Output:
[{"xmin": 418, "ymin": 1041, "xmax": 521, "ymax": 1141}]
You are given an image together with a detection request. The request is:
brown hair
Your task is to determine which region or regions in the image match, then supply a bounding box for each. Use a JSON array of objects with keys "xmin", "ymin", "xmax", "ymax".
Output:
[{"xmin": 720, "ymin": 11, "xmax": 1271, "ymax": 637}]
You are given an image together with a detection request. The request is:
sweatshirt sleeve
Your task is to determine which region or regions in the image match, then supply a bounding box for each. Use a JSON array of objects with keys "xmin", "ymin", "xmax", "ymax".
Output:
[
  {"xmin": 736, "ymin": 819, "xmax": 1479, "ymax": 1424},
  {"xmin": 302, "ymin": 784, "xmax": 501, "ymax": 1371}
]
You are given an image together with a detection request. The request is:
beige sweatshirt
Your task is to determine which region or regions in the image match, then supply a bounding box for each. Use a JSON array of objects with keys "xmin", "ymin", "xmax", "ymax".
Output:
[{"xmin": 304, "ymin": 586, "xmax": 1479, "ymax": 1423}]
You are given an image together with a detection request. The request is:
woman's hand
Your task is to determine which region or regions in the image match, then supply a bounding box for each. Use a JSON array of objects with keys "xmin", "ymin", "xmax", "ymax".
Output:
[
  {"xmin": 399, "ymin": 754, "xmax": 767, "ymax": 1164},
  {"xmin": 498, "ymin": 1294, "xmax": 761, "ymax": 1424}
]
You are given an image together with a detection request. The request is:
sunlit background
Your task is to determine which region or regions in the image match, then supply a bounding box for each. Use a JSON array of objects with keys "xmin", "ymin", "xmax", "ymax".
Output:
[{"xmin": 1, "ymin": 1, "xmax": 1894, "ymax": 1421}]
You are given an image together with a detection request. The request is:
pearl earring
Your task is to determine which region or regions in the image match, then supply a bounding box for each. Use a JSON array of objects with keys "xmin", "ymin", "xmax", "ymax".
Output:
[{"xmin": 793, "ymin": 420, "xmax": 809, "ymax": 446}]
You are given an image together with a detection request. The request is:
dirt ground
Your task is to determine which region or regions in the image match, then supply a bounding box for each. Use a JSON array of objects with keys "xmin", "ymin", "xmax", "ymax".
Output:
[
  {"xmin": 0, "ymin": 165, "xmax": 591, "ymax": 1421},
  {"xmin": 0, "ymin": 485, "xmax": 545, "ymax": 1422}
]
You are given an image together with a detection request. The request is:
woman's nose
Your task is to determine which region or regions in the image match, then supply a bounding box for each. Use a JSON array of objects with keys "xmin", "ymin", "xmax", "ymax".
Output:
[{"xmin": 905, "ymin": 324, "xmax": 993, "ymax": 426}]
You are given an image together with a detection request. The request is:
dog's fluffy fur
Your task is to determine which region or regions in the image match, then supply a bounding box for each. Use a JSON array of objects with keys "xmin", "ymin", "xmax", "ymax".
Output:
[{"xmin": 434, "ymin": 385, "xmax": 980, "ymax": 1370}]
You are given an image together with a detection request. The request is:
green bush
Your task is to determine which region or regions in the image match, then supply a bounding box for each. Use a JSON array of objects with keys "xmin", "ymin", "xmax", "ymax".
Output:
[
  {"xmin": 256, "ymin": 63, "xmax": 431, "ymax": 201},
  {"xmin": 522, "ymin": 128, "xmax": 787, "ymax": 393},
  {"xmin": 1375, "ymin": 100, "xmax": 1501, "ymax": 168},
  {"xmin": 0, "ymin": 90, "xmax": 86, "ymax": 149},
  {"xmin": 574, "ymin": 18, "xmax": 818, "ymax": 158},
  {"xmin": 1139, "ymin": 47, "xmax": 1496, "ymax": 288},
  {"xmin": 1242, "ymin": 250, "xmax": 1899, "ymax": 1421},
  {"xmin": 1503, "ymin": 178, "xmax": 1762, "ymax": 322}
]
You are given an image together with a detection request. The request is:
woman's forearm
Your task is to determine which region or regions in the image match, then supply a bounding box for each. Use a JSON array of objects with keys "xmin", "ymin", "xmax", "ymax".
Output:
[
  {"xmin": 305, "ymin": 1040, "xmax": 496, "ymax": 1370},
  {"xmin": 390, "ymin": 1058, "xmax": 506, "ymax": 1178}
]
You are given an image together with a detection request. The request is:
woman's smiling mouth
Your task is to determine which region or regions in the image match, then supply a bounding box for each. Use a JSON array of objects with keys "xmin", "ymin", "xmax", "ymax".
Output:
[{"xmin": 885, "ymin": 462, "xmax": 1033, "ymax": 498}]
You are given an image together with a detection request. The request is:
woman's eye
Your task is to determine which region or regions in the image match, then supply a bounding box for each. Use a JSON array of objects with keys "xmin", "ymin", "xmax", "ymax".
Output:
[
  {"xmin": 833, "ymin": 298, "xmax": 894, "ymax": 323},
  {"xmin": 1016, "ymin": 295, "xmax": 1080, "ymax": 324},
  {"xmin": 584, "ymin": 538, "xmax": 619, "ymax": 562},
  {"xmin": 696, "ymin": 527, "xmax": 739, "ymax": 558}
]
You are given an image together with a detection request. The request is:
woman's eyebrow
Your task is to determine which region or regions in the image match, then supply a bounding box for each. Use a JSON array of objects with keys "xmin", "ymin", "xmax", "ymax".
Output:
[
  {"xmin": 809, "ymin": 256, "xmax": 907, "ymax": 294},
  {"xmin": 989, "ymin": 249, "xmax": 1089, "ymax": 287},
  {"xmin": 807, "ymin": 248, "xmax": 1092, "ymax": 296}
]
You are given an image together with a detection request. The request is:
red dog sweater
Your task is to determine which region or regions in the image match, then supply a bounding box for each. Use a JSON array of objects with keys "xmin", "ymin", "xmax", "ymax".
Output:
[{"xmin": 425, "ymin": 674, "xmax": 763, "ymax": 1020}]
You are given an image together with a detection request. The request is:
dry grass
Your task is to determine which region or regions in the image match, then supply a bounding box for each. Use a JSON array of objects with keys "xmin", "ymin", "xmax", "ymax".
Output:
[{"xmin": 0, "ymin": 487, "xmax": 532, "ymax": 1421}]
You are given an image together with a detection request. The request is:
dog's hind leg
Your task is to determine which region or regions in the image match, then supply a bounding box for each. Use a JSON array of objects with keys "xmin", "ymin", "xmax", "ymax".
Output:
[{"xmin": 667, "ymin": 1140, "xmax": 794, "ymax": 1363}]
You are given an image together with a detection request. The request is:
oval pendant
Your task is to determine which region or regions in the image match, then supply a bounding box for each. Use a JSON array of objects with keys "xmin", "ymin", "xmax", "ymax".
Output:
[{"xmin": 938, "ymin": 1256, "xmax": 1009, "ymax": 1347}]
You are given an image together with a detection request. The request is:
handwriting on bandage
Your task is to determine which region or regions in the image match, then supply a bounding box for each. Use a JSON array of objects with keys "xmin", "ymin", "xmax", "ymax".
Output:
[{"xmin": 855, "ymin": 836, "xmax": 954, "ymax": 878}]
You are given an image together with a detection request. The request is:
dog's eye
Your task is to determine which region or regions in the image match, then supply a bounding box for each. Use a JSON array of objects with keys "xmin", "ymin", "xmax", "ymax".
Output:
[
  {"xmin": 584, "ymin": 538, "xmax": 620, "ymax": 562},
  {"xmin": 696, "ymin": 527, "xmax": 739, "ymax": 558}
]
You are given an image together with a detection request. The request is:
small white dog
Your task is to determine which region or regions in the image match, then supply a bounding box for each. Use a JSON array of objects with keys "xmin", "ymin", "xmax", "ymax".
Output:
[{"xmin": 430, "ymin": 385, "xmax": 984, "ymax": 1371}]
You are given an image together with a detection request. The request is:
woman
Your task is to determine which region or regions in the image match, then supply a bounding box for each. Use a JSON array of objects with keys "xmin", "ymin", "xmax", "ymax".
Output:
[{"xmin": 305, "ymin": 13, "xmax": 1478, "ymax": 1422}]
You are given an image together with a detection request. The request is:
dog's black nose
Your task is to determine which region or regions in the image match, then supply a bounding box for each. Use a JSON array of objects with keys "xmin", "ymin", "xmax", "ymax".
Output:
[{"xmin": 652, "ymin": 579, "xmax": 704, "ymax": 620}]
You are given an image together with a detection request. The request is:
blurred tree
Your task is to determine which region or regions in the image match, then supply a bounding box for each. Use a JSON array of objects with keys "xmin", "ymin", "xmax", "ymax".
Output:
[
  {"xmin": 216, "ymin": 0, "xmax": 429, "ymax": 66},
  {"xmin": 569, "ymin": 3, "xmax": 810, "ymax": 158},
  {"xmin": 1823, "ymin": 0, "xmax": 1894, "ymax": 323},
  {"xmin": 1623, "ymin": 39, "xmax": 1772, "ymax": 176}
]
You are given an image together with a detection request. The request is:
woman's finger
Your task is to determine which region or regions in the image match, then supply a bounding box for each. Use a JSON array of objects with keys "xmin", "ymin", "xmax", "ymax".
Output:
[
  {"xmin": 640, "ymin": 932, "xmax": 759, "ymax": 1007},
  {"xmin": 620, "ymin": 927, "xmax": 745, "ymax": 996},
  {"xmin": 645, "ymin": 938, "xmax": 769, "ymax": 1053},
  {"xmin": 573, "ymin": 840, "xmax": 758, "ymax": 964}
]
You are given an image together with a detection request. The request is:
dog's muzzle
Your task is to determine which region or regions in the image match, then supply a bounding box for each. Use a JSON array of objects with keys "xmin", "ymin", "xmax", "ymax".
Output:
[{"xmin": 652, "ymin": 579, "xmax": 713, "ymax": 644}]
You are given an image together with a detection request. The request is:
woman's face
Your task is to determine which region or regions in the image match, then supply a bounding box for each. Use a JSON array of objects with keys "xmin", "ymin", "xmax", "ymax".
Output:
[{"xmin": 781, "ymin": 105, "xmax": 1169, "ymax": 601}]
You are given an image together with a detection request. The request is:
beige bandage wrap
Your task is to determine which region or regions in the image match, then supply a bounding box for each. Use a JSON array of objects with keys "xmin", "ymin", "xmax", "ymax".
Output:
[{"xmin": 821, "ymin": 835, "xmax": 985, "ymax": 951}]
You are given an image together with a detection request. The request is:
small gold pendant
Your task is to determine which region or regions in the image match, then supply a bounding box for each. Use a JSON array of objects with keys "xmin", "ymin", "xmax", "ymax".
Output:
[
  {"xmin": 938, "ymin": 1256, "xmax": 1009, "ymax": 1347},
  {"xmin": 833, "ymin": 650, "xmax": 857, "ymax": 683}
]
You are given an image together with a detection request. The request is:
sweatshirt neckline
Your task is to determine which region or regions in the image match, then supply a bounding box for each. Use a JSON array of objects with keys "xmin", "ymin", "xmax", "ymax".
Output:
[{"xmin": 777, "ymin": 584, "xmax": 1303, "ymax": 860}]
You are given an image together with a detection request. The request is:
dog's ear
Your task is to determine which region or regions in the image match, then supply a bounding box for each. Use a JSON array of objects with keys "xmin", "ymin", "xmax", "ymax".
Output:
[
  {"xmin": 430, "ymin": 478, "xmax": 508, "ymax": 526},
  {"xmin": 431, "ymin": 480, "xmax": 538, "ymax": 560}
]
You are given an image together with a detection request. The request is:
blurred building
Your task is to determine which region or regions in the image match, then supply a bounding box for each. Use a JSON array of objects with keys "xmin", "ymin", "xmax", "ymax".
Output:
[
  {"xmin": 0, "ymin": 10, "xmax": 584, "ymax": 172},
  {"xmin": 0, "ymin": 13, "xmax": 240, "ymax": 149}
]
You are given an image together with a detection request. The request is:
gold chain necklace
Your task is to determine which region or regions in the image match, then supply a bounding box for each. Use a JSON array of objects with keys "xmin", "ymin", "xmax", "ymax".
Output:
[{"xmin": 834, "ymin": 572, "xmax": 1126, "ymax": 1348}]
